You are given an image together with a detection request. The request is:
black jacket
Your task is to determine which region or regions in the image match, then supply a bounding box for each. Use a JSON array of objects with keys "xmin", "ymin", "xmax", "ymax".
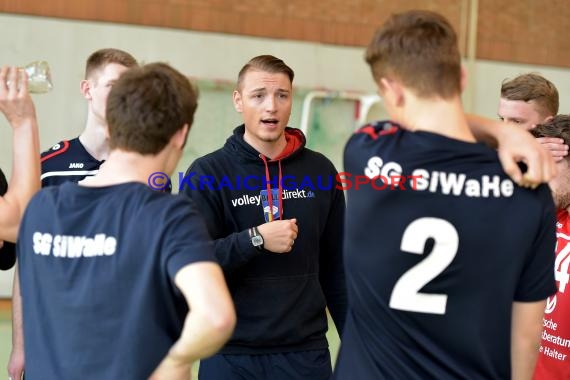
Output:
[{"xmin": 181, "ymin": 125, "xmax": 347, "ymax": 354}]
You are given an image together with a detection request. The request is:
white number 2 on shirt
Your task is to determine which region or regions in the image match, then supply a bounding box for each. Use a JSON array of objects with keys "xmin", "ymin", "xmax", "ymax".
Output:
[{"xmin": 389, "ymin": 217, "xmax": 459, "ymax": 315}]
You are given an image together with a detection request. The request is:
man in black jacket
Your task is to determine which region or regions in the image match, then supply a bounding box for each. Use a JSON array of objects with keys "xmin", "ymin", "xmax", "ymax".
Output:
[{"xmin": 181, "ymin": 55, "xmax": 347, "ymax": 380}]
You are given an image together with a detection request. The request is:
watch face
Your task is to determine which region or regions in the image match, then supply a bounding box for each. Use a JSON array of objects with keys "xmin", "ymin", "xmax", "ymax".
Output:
[{"xmin": 252, "ymin": 235, "xmax": 263, "ymax": 247}]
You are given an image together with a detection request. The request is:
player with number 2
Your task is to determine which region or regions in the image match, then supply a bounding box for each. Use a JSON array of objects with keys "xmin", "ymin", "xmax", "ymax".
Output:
[{"xmin": 334, "ymin": 10, "xmax": 557, "ymax": 380}]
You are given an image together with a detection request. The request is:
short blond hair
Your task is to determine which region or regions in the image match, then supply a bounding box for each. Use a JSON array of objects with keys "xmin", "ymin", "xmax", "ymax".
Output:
[
  {"xmin": 85, "ymin": 48, "xmax": 137, "ymax": 80},
  {"xmin": 501, "ymin": 73, "xmax": 559, "ymax": 118}
]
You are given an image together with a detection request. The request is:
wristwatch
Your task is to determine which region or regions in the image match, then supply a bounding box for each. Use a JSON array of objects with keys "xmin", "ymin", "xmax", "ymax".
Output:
[{"xmin": 249, "ymin": 227, "xmax": 264, "ymax": 251}]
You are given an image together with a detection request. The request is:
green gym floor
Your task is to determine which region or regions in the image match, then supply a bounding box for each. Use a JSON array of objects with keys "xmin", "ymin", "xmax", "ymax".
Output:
[{"xmin": 0, "ymin": 301, "xmax": 340, "ymax": 378}]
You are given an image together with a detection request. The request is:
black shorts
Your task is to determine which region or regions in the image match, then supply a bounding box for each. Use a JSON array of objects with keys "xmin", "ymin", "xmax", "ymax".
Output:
[{"xmin": 199, "ymin": 349, "xmax": 332, "ymax": 380}]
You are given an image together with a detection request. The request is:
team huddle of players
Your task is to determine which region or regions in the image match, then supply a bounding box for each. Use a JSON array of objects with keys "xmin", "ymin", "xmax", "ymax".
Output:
[{"xmin": 0, "ymin": 9, "xmax": 568, "ymax": 380}]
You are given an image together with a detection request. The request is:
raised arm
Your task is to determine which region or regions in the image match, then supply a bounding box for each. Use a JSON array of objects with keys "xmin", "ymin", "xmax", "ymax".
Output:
[
  {"xmin": 150, "ymin": 262, "xmax": 236, "ymax": 380},
  {"xmin": 0, "ymin": 66, "xmax": 40, "ymax": 242},
  {"xmin": 511, "ymin": 300, "xmax": 545, "ymax": 380},
  {"xmin": 466, "ymin": 114, "xmax": 555, "ymax": 187}
]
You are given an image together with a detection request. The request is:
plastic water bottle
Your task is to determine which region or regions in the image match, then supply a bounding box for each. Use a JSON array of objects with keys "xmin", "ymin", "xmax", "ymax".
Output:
[{"xmin": 23, "ymin": 61, "xmax": 53, "ymax": 93}]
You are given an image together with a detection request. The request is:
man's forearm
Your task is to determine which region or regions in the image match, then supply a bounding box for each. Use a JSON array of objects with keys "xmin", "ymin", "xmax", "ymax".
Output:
[
  {"xmin": 212, "ymin": 230, "xmax": 261, "ymax": 274},
  {"xmin": 511, "ymin": 300, "xmax": 545, "ymax": 380},
  {"xmin": 167, "ymin": 264, "xmax": 236, "ymax": 363},
  {"xmin": 11, "ymin": 117, "xmax": 41, "ymax": 208},
  {"xmin": 12, "ymin": 266, "xmax": 24, "ymax": 349},
  {"xmin": 168, "ymin": 307, "xmax": 234, "ymax": 363},
  {"xmin": 8, "ymin": 265, "xmax": 26, "ymax": 380},
  {"xmin": 0, "ymin": 118, "xmax": 40, "ymax": 241},
  {"xmin": 465, "ymin": 114, "xmax": 499, "ymax": 148}
]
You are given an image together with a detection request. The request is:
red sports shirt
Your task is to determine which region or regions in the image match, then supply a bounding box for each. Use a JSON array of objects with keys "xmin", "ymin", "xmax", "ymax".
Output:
[{"xmin": 534, "ymin": 209, "xmax": 570, "ymax": 379}]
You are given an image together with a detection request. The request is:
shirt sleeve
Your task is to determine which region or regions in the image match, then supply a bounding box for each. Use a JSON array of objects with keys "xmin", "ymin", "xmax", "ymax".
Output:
[
  {"xmin": 514, "ymin": 186, "xmax": 557, "ymax": 302},
  {"xmin": 162, "ymin": 196, "xmax": 218, "ymax": 280}
]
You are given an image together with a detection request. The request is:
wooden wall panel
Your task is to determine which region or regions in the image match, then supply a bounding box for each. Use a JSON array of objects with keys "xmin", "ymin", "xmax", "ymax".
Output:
[
  {"xmin": 477, "ymin": 0, "xmax": 570, "ymax": 67},
  {"xmin": 1, "ymin": 0, "xmax": 568, "ymax": 67}
]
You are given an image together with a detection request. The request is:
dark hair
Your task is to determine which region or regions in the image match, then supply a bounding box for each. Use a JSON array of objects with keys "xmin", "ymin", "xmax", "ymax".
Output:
[
  {"xmin": 365, "ymin": 10, "xmax": 461, "ymax": 99},
  {"xmin": 0, "ymin": 168, "xmax": 6, "ymax": 195},
  {"xmin": 501, "ymin": 73, "xmax": 559, "ymax": 117},
  {"xmin": 530, "ymin": 115, "xmax": 570, "ymax": 159},
  {"xmin": 85, "ymin": 48, "xmax": 138, "ymax": 80},
  {"xmin": 106, "ymin": 62, "xmax": 198, "ymax": 154},
  {"xmin": 237, "ymin": 55, "xmax": 294, "ymax": 90}
]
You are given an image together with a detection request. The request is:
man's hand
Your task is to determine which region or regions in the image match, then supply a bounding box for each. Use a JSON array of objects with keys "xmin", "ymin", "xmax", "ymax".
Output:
[
  {"xmin": 536, "ymin": 137, "xmax": 569, "ymax": 162},
  {"xmin": 0, "ymin": 66, "xmax": 36, "ymax": 127},
  {"xmin": 257, "ymin": 218, "xmax": 298, "ymax": 253},
  {"xmin": 495, "ymin": 123, "xmax": 556, "ymax": 187},
  {"xmin": 148, "ymin": 355, "xmax": 192, "ymax": 380},
  {"xmin": 7, "ymin": 343, "xmax": 24, "ymax": 380}
]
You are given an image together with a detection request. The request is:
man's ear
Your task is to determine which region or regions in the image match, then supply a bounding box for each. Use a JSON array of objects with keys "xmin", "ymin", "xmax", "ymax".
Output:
[
  {"xmin": 460, "ymin": 65, "xmax": 468, "ymax": 93},
  {"xmin": 80, "ymin": 80, "xmax": 92, "ymax": 100},
  {"xmin": 379, "ymin": 77, "xmax": 404, "ymax": 108},
  {"xmin": 233, "ymin": 90, "xmax": 243, "ymax": 113},
  {"xmin": 173, "ymin": 124, "xmax": 190, "ymax": 150}
]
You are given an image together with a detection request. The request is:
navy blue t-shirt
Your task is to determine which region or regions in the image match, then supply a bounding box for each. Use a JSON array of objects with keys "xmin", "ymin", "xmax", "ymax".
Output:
[
  {"xmin": 17, "ymin": 182, "xmax": 215, "ymax": 380},
  {"xmin": 334, "ymin": 122, "xmax": 557, "ymax": 379},
  {"xmin": 41, "ymin": 138, "xmax": 103, "ymax": 187}
]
